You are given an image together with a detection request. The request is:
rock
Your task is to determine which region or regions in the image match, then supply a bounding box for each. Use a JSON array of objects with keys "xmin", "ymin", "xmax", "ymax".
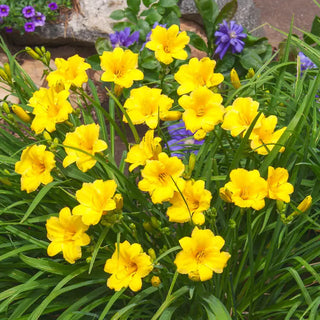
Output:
[
  {"xmin": 2, "ymin": 0, "xmax": 262, "ymax": 47},
  {"xmin": 179, "ymin": 0, "xmax": 262, "ymax": 36}
]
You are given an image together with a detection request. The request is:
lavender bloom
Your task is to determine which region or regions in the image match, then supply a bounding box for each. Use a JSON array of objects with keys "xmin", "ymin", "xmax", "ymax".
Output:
[
  {"xmin": 32, "ymin": 12, "xmax": 46, "ymax": 27},
  {"xmin": 24, "ymin": 21, "xmax": 35, "ymax": 33},
  {"xmin": 167, "ymin": 120, "xmax": 204, "ymax": 158},
  {"xmin": 109, "ymin": 27, "xmax": 139, "ymax": 48},
  {"xmin": 298, "ymin": 52, "xmax": 317, "ymax": 71},
  {"xmin": 214, "ymin": 20, "xmax": 247, "ymax": 60},
  {"xmin": 0, "ymin": 4, "xmax": 10, "ymax": 18},
  {"xmin": 22, "ymin": 6, "xmax": 35, "ymax": 18},
  {"xmin": 4, "ymin": 26, "xmax": 13, "ymax": 33},
  {"xmin": 48, "ymin": 2, "xmax": 58, "ymax": 10}
]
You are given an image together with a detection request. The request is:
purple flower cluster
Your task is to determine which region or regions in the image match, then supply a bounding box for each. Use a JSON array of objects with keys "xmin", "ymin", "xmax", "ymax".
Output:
[
  {"xmin": 21, "ymin": 5, "xmax": 47, "ymax": 32},
  {"xmin": 214, "ymin": 20, "xmax": 247, "ymax": 60},
  {"xmin": 298, "ymin": 52, "xmax": 317, "ymax": 71},
  {"xmin": 167, "ymin": 120, "xmax": 204, "ymax": 158},
  {"xmin": 109, "ymin": 27, "xmax": 139, "ymax": 48}
]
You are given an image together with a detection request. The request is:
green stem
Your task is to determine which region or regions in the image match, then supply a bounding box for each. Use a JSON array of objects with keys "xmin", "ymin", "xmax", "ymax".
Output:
[
  {"xmin": 109, "ymin": 84, "xmax": 115, "ymax": 159},
  {"xmin": 247, "ymin": 211, "xmax": 254, "ymax": 319}
]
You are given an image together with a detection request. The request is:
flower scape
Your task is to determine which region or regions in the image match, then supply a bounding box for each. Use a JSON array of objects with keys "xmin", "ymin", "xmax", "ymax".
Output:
[{"xmin": 0, "ymin": 10, "xmax": 319, "ymax": 320}]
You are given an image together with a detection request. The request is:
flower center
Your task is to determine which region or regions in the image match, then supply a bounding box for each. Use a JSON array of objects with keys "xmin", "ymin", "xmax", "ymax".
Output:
[
  {"xmin": 240, "ymin": 188, "xmax": 249, "ymax": 200},
  {"xmin": 158, "ymin": 172, "xmax": 169, "ymax": 183},
  {"xmin": 196, "ymin": 250, "xmax": 206, "ymax": 263},
  {"xmin": 126, "ymin": 261, "xmax": 138, "ymax": 275},
  {"xmin": 33, "ymin": 161, "xmax": 46, "ymax": 174},
  {"xmin": 229, "ymin": 31, "xmax": 237, "ymax": 39},
  {"xmin": 196, "ymin": 106, "xmax": 206, "ymax": 117},
  {"xmin": 163, "ymin": 45, "xmax": 171, "ymax": 53}
]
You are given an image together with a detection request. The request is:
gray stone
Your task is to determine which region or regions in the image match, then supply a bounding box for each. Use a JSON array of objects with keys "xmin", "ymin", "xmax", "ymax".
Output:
[
  {"xmin": 2, "ymin": 0, "xmax": 262, "ymax": 47},
  {"xmin": 179, "ymin": 0, "xmax": 262, "ymax": 36}
]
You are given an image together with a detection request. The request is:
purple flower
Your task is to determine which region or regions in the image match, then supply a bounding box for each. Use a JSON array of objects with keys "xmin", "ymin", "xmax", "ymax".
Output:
[
  {"xmin": 24, "ymin": 21, "xmax": 35, "ymax": 33},
  {"xmin": 0, "ymin": 4, "xmax": 10, "ymax": 18},
  {"xmin": 167, "ymin": 120, "xmax": 204, "ymax": 158},
  {"xmin": 214, "ymin": 20, "xmax": 247, "ymax": 60},
  {"xmin": 22, "ymin": 6, "xmax": 35, "ymax": 19},
  {"xmin": 32, "ymin": 12, "xmax": 46, "ymax": 27},
  {"xmin": 4, "ymin": 26, "xmax": 13, "ymax": 33},
  {"xmin": 298, "ymin": 52, "xmax": 317, "ymax": 71},
  {"xmin": 48, "ymin": 2, "xmax": 58, "ymax": 10},
  {"xmin": 109, "ymin": 27, "xmax": 139, "ymax": 48}
]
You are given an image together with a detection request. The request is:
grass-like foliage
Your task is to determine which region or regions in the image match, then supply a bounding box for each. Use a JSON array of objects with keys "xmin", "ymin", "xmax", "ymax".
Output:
[{"xmin": 0, "ymin": 12, "xmax": 320, "ymax": 320}]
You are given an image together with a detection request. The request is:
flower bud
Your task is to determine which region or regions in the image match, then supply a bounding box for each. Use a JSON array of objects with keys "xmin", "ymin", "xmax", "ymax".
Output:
[
  {"xmin": 296, "ymin": 195, "xmax": 312, "ymax": 213},
  {"xmin": 246, "ymin": 68, "xmax": 255, "ymax": 79},
  {"xmin": 0, "ymin": 68, "xmax": 9, "ymax": 82},
  {"xmin": 3, "ymin": 63, "xmax": 11, "ymax": 80},
  {"xmin": 188, "ymin": 153, "xmax": 196, "ymax": 174},
  {"xmin": 43, "ymin": 131, "xmax": 52, "ymax": 142},
  {"xmin": 160, "ymin": 111, "xmax": 182, "ymax": 121},
  {"xmin": 148, "ymin": 248, "xmax": 156, "ymax": 261},
  {"xmin": 230, "ymin": 68, "xmax": 241, "ymax": 89},
  {"xmin": 151, "ymin": 276, "xmax": 161, "ymax": 287},
  {"xmin": 113, "ymin": 193, "xmax": 123, "ymax": 211},
  {"xmin": 2, "ymin": 102, "xmax": 10, "ymax": 114},
  {"xmin": 143, "ymin": 221, "xmax": 153, "ymax": 233},
  {"xmin": 12, "ymin": 105, "xmax": 31, "ymax": 123},
  {"xmin": 150, "ymin": 216, "xmax": 161, "ymax": 229},
  {"xmin": 0, "ymin": 177, "xmax": 12, "ymax": 186},
  {"xmin": 25, "ymin": 47, "xmax": 41, "ymax": 60},
  {"xmin": 219, "ymin": 187, "xmax": 233, "ymax": 203},
  {"xmin": 34, "ymin": 46, "xmax": 43, "ymax": 56}
]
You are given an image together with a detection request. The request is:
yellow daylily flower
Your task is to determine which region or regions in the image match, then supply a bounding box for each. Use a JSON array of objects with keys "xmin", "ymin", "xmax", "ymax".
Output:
[
  {"xmin": 46, "ymin": 207, "xmax": 90, "ymax": 264},
  {"xmin": 15, "ymin": 145, "xmax": 55, "ymax": 193},
  {"xmin": 174, "ymin": 227, "xmax": 230, "ymax": 281},
  {"xmin": 100, "ymin": 47, "xmax": 143, "ymax": 88},
  {"xmin": 174, "ymin": 57, "xmax": 224, "ymax": 95},
  {"xmin": 63, "ymin": 123, "xmax": 108, "ymax": 172},
  {"xmin": 145, "ymin": 24, "xmax": 189, "ymax": 64},
  {"xmin": 104, "ymin": 241, "xmax": 153, "ymax": 292}
]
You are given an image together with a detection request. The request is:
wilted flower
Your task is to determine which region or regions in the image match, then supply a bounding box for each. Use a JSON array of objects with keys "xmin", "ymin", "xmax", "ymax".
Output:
[
  {"xmin": 63, "ymin": 124, "xmax": 108, "ymax": 172},
  {"xmin": 267, "ymin": 167, "xmax": 294, "ymax": 203},
  {"xmin": 32, "ymin": 12, "xmax": 46, "ymax": 27},
  {"xmin": 29, "ymin": 87, "xmax": 73, "ymax": 134},
  {"xmin": 123, "ymin": 86, "xmax": 178, "ymax": 129},
  {"xmin": 22, "ymin": 6, "xmax": 35, "ymax": 18},
  {"xmin": 125, "ymin": 130, "xmax": 162, "ymax": 171},
  {"xmin": 4, "ymin": 26, "xmax": 13, "ymax": 33},
  {"xmin": 24, "ymin": 22, "xmax": 35, "ymax": 33},
  {"xmin": 138, "ymin": 152, "xmax": 185, "ymax": 204},
  {"xmin": 47, "ymin": 54, "xmax": 91, "ymax": 90},
  {"xmin": 167, "ymin": 179, "xmax": 212, "ymax": 225},
  {"xmin": 73, "ymin": 179, "xmax": 118, "ymax": 225},
  {"xmin": 15, "ymin": 145, "xmax": 56, "ymax": 193},
  {"xmin": 298, "ymin": 52, "xmax": 317, "ymax": 71},
  {"xmin": 174, "ymin": 57, "xmax": 224, "ymax": 95},
  {"xmin": 104, "ymin": 241, "xmax": 153, "ymax": 291},
  {"xmin": 167, "ymin": 120, "xmax": 204, "ymax": 158},
  {"xmin": 46, "ymin": 207, "xmax": 90, "ymax": 264},
  {"xmin": 109, "ymin": 27, "xmax": 139, "ymax": 48},
  {"xmin": 146, "ymin": 24, "xmax": 189, "ymax": 64},
  {"xmin": 215, "ymin": 20, "xmax": 247, "ymax": 60},
  {"xmin": 0, "ymin": 5, "xmax": 10, "ymax": 18},
  {"xmin": 174, "ymin": 227, "xmax": 230, "ymax": 281},
  {"xmin": 179, "ymin": 86, "xmax": 225, "ymax": 140},
  {"xmin": 100, "ymin": 47, "xmax": 143, "ymax": 88},
  {"xmin": 48, "ymin": 2, "xmax": 58, "ymax": 11},
  {"xmin": 223, "ymin": 168, "xmax": 268, "ymax": 210}
]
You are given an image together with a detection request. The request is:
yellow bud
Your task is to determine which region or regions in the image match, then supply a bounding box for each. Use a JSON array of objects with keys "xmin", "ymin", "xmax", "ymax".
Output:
[
  {"xmin": 34, "ymin": 46, "xmax": 43, "ymax": 56},
  {"xmin": 12, "ymin": 105, "xmax": 31, "ymax": 123},
  {"xmin": 43, "ymin": 131, "xmax": 52, "ymax": 142},
  {"xmin": 192, "ymin": 212, "xmax": 205, "ymax": 225},
  {"xmin": 25, "ymin": 47, "xmax": 41, "ymax": 60},
  {"xmin": 143, "ymin": 221, "xmax": 153, "ymax": 233},
  {"xmin": 2, "ymin": 102, "xmax": 10, "ymax": 114},
  {"xmin": 4, "ymin": 63, "xmax": 11, "ymax": 79},
  {"xmin": 151, "ymin": 276, "xmax": 161, "ymax": 287},
  {"xmin": 41, "ymin": 46, "xmax": 46, "ymax": 54},
  {"xmin": 219, "ymin": 187, "xmax": 233, "ymax": 203},
  {"xmin": 113, "ymin": 193, "xmax": 123, "ymax": 210},
  {"xmin": 160, "ymin": 111, "xmax": 182, "ymax": 121},
  {"xmin": 0, "ymin": 68, "xmax": 9, "ymax": 82},
  {"xmin": 246, "ymin": 68, "xmax": 255, "ymax": 79},
  {"xmin": 114, "ymin": 84, "xmax": 123, "ymax": 97},
  {"xmin": 188, "ymin": 153, "xmax": 196, "ymax": 174},
  {"xmin": 194, "ymin": 129, "xmax": 206, "ymax": 141},
  {"xmin": 45, "ymin": 51, "xmax": 51, "ymax": 62},
  {"xmin": 297, "ymin": 195, "xmax": 312, "ymax": 213},
  {"xmin": 0, "ymin": 177, "xmax": 12, "ymax": 186},
  {"xmin": 150, "ymin": 216, "xmax": 161, "ymax": 229},
  {"xmin": 230, "ymin": 68, "xmax": 241, "ymax": 89},
  {"xmin": 148, "ymin": 248, "xmax": 156, "ymax": 261}
]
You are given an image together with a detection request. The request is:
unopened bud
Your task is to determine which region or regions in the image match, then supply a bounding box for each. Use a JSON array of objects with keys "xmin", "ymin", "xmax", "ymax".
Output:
[
  {"xmin": 34, "ymin": 46, "xmax": 43, "ymax": 56},
  {"xmin": 0, "ymin": 68, "xmax": 9, "ymax": 82},
  {"xmin": 194, "ymin": 129, "xmax": 206, "ymax": 141},
  {"xmin": 0, "ymin": 177, "xmax": 12, "ymax": 186},
  {"xmin": 2, "ymin": 102, "xmax": 10, "ymax": 114},
  {"xmin": 296, "ymin": 195, "xmax": 312, "ymax": 214},
  {"xmin": 45, "ymin": 51, "xmax": 51, "ymax": 62},
  {"xmin": 25, "ymin": 47, "xmax": 41, "ymax": 60},
  {"xmin": 228, "ymin": 219, "xmax": 236, "ymax": 229},
  {"xmin": 143, "ymin": 221, "xmax": 153, "ymax": 233},
  {"xmin": 148, "ymin": 248, "xmax": 156, "ymax": 261},
  {"xmin": 41, "ymin": 46, "xmax": 46, "ymax": 54},
  {"xmin": 150, "ymin": 216, "xmax": 161, "ymax": 229},
  {"xmin": 230, "ymin": 68, "xmax": 241, "ymax": 89},
  {"xmin": 160, "ymin": 111, "xmax": 182, "ymax": 121},
  {"xmin": 12, "ymin": 105, "xmax": 31, "ymax": 123},
  {"xmin": 3, "ymin": 63, "xmax": 11, "ymax": 79},
  {"xmin": 246, "ymin": 68, "xmax": 255, "ymax": 79},
  {"xmin": 219, "ymin": 187, "xmax": 233, "ymax": 203},
  {"xmin": 43, "ymin": 131, "xmax": 52, "ymax": 142},
  {"xmin": 151, "ymin": 276, "xmax": 161, "ymax": 287},
  {"xmin": 113, "ymin": 193, "xmax": 123, "ymax": 211}
]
